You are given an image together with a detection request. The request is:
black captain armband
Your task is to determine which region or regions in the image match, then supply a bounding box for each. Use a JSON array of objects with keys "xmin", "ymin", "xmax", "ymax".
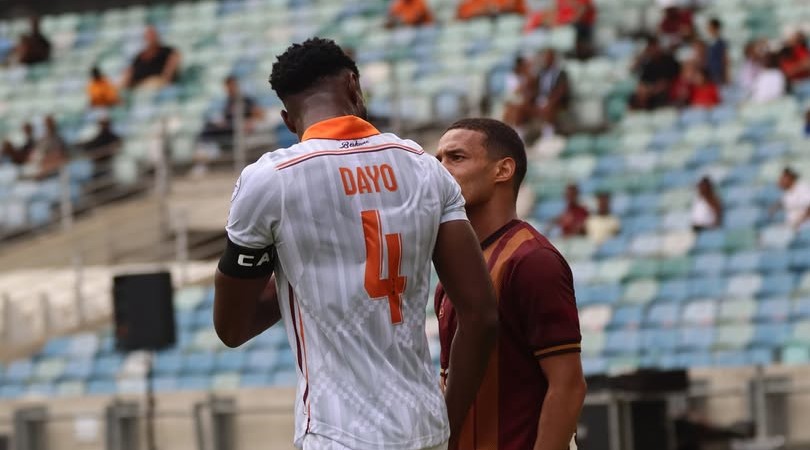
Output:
[{"xmin": 218, "ymin": 237, "xmax": 276, "ymax": 279}]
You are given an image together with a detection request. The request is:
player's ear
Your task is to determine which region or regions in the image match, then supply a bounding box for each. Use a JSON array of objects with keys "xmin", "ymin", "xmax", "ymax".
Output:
[
  {"xmin": 494, "ymin": 157, "xmax": 516, "ymax": 185},
  {"xmin": 281, "ymin": 110, "xmax": 296, "ymax": 135}
]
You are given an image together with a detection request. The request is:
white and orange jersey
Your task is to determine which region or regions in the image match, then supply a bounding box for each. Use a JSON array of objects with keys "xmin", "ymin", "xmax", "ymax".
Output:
[{"xmin": 226, "ymin": 116, "xmax": 465, "ymax": 450}]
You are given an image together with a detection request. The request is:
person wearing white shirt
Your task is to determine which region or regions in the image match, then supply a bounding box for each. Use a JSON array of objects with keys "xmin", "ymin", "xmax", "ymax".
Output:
[
  {"xmin": 691, "ymin": 177, "xmax": 723, "ymax": 231},
  {"xmin": 750, "ymin": 53, "xmax": 786, "ymax": 103},
  {"xmin": 772, "ymin": 167, "xmax": 810, "ymax": 230},
  {"xmin": 585, "ymin": 192, "xmax": 621, "ymax": 244}
]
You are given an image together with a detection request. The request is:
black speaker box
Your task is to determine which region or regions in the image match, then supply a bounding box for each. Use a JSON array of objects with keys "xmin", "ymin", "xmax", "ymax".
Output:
[{"xmin": 113, "ymin": 271, "xmax": 176, "ymax": 352}]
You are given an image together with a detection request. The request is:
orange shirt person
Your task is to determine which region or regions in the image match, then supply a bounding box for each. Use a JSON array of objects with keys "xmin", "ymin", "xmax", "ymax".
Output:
[
  {"xmin": 387, "ymin": 0, "xmax": 434, "ymax": 27},
  {"xmin": 457, "ymin": 0, "xmax": 526, "ymax": 20},
  {"xmin": 87, "ymin": 67, "xmax": 119, "ymax": 108}
]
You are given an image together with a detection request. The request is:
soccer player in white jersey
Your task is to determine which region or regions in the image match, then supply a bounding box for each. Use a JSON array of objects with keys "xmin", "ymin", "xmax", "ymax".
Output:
[{"xmin": 213, "ymin": 38, "xmax": 498, "ymax": 450}]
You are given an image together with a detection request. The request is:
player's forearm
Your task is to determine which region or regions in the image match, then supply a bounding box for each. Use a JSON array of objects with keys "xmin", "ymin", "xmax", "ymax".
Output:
[
  {"xmin": 247, "ymin": 279, "xmax": 282, "ymax": 340},
  {"xmin": 533, "ymin": 382, "xmax": 587, "ymax": 450},
  {"xmin": 213, "ymin": 271, "xmax": 276, "ymax": 348},
  {"xmin": 444, "ymin": 314, "xmax": 497, "ymax": 442}
]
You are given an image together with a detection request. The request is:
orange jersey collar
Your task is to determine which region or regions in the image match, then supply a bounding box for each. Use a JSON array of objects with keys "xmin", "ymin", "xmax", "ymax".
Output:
[{"xmin": 301, "ymin": 115, "xmax": 381, "ymax": 142}]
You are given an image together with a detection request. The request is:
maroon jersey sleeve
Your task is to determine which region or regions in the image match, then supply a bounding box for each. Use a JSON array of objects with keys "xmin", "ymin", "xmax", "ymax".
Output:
[{"xmin": 504, "ymin": 247, "xmax": 581, "ymax": 359}]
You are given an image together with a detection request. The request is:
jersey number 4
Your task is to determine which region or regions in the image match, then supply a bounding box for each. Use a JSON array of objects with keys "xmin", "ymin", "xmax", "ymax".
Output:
[{"xmin": 361, "ymin": 210, "xmax": 407, "ymax": 324}]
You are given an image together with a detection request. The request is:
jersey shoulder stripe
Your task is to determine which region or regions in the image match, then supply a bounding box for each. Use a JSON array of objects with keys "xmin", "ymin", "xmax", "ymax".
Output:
[{"xmin": 275, "ymin": 142, "xmax": 424, "ymax": 171}]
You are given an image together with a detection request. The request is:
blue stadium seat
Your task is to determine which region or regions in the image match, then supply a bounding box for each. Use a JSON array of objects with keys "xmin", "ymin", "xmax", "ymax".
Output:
[
  {"xmin": 182, "ymin": 352, "xmax": 215, "ymax": 375},
  {"xmin": 0, "ymin": 384, "xmax": 25, "ymax": 399},
  {"xmin": 688, "ymin": 276, "xmax": 726, "ymax": 299},
  {"xmin": 759, "ymin": 273, "xmax": 796, "ymax": 297},
  {"xmin": 240, "ymin": 372, "xmax": 270, "ymax": 387},
  {"xmin": 723, "ymin": 207, "xmax": 762, "ymax": 229},
  {"xmin": 92, "ymin": 355, "xmax": 123, "ymax": 379},
  {"xmin": 755, "ymin": 297, "xmax": 791, "ymax": 323},
  {"xmin": 41, "ymin": 337, "xmax": 71, "ymax": 357},
  {"xmin": 604, "ymin": 330, "xmax": 640, "ymax": 355},
  {"xmin": 245, "ymin": 349, "xmax": 278, "ymax": 372},
  {"xmin": 794, "ymin": 297, "xmax": 810, "ymax": 318},
  {"xmin": 62, "ymin": 358, "xmax": 93, "ymax": 380},
  {"xmin": 645, "ymin": 303, "xmax": 680, "ymax": 328},
  {"xmin": 581, "ymin": 357, "xmax": 607, "ymax": 375},
  {"xmin": 274, "ymin": 349, "xmax": 297, "ymax": 372},
  {"xmin": 694, "ymin": 230, "xmax": 726, "ymax": 252},
  {"xmin": 87, "ymin": 379, "xmax": 117, "ymax": 395},
  {"xmin": 642, "ymin": 328, "xmax": 679, "ymax": 352},
  {"xmin": 757, "ymin": 250, "xmax": 791, "ymax": 273},
  {"xmin": 272, "ymin": 370, "xmax": 298, "ymax": 386},
  {"xmin": 4, "ymin": 360, "xmax": 33, "ymax": 383},
  {"xmin": 676, "ymin": 351, "xmax": 712, "ymax": 368},
  {"xmin": 657, "ymin": 279, "xmax": 690, "ymax": 303},
  {"xmin": 679, "ymin": 327, "xmax": 715, "ymax": 351},
  {"xmin": 789, "ymin": 248, "xmax": 810, "ymax": 270},
  {"xmin": 153, "ymin": 376, "xmax": 179, "ymax": 392},
  {"xmin": 609, "ymin": 305, "xmax": 644, "ymax": 329},
  {"xmin": 214, "ymin": 351, "xmax": 245, "ymax": 372},
  {"xmin": 177, "ymin": 375, "xmax": 210, "ymax": 391},
  {"xmin": 712, "ymin": 350, "xmax": 749, "ymax": 367},
  {"xmin": 727, "ymin": 251, "xmax": 760, "ymax": 273},
  {"xmin": 692, "ymin": 252, "xmax": 727, "ymax": 276},
  {"xmin": 752, "ymin": 324, "xmax": 791, "ymax": 348},
  {"xmin": 747, "ymin": 348, "xmax": 774, "ymax": 365}
]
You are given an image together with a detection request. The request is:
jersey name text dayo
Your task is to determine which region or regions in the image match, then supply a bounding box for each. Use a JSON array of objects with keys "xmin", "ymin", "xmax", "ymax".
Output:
[{"xmin": 339, "ymin": 164, "xmax": 399, "ymax": 196}]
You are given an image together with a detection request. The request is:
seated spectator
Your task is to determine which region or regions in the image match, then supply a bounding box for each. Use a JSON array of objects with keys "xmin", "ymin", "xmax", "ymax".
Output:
[
  {"xmin": 15, "ymin": 16, "xmax": 51, "ymax": 65},
  {"xmin": 81, "ymin": 116, "xmax": 121, "ymax": 179},
  {"xmin": 750, "ymin": 53, "xmax": 786, "ymax": 103},
  {"xmin": 121, "ymin": 26, "xmax": 181, "ymax": 90},
  {"xmin": 502, "ymin": 56, "xmax": 533, "ymax": 128},
  {"xmin": 528, "ymin": 48, "xmax": 571, "ymax": 138},
  {"xmin": 779, "ymin": 31, "xmax": 810, "ymax": 83},
  {"xmin": 629, "ymin": 36, "xmax": 681, "ymax": 110},
  {"xmin": 670, "ymin": 59, "xmax": 698, "ymax": 107},
  {"xmin": 524, "ymin": 0, "xmax": 595, "ymax": 59},
  {"xmin": 586, "ymin": 192, "xmax": 620, "ymax": 244},
  {"xmin": 738, "ymin": 39, "xmax": 765, "ymax": 95},
  {"xmin": 691, "ymin": 177, "xmax": 723, "ymax": 231},
  {"xmin": 458, "ymin": 0, "xmax": 527, "ymax": 20},
  {"xmin": 1, "ymin": 123, "xmax": 36, "ymax": 165},
  {"xmin": 658, "ymin": 4, "xmax": 694, "ymax": 49},
  {"xmin": 386, "ymin": 0, "xmax": 434, "ymax": 27},
  {"xmin": 771, "ymin": 167, "xmax": 810, "ymax": 230},
  {"xmin": 87, "ymin": 67, "xmax": 119, "ymax": 108},
  {"xmin": 689, "ymin": 69, "xmax": 721, "ymax": 108},
  {"xmin": 705, "ymin": 18, "xmax": 728, "ymax": 85},
  {"xmin": 24, "ymin": 115, "xmax": 67, "ymax": 180},
  {"xmin": 555, "ymin": 183, "xmax": 589, "ymax": 237}
]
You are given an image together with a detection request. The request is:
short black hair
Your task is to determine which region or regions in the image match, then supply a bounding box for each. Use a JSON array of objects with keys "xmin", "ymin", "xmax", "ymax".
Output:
[
  {"xmin": 269, "ymin": 37, "xmax": 359, "ymax": 100},
  {"xmin": 446, "ymin": 118, "xmax": 527, "ymax": 194},
  {"xmin": 783, "ymin": 167, "xmax": 799, "ymax": 179},
  {"xmin": 709, "ymin": 18, "xmax": 722, "ymax": 29}
]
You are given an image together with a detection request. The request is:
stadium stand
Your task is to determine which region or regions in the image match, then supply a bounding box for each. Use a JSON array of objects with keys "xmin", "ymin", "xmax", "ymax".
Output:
[{"xmin": 1, "ymin": 0, "xmax": 810, "ymax": 447}]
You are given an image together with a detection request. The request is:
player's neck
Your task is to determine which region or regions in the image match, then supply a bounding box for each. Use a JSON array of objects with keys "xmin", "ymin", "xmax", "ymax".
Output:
[
  {"xmin": 294, "ymin": 96, "xmax": 360, "ymax": 140},
  {"xmin": 467, "ymin": 198, "xmax": 518, "ymax": 245}
]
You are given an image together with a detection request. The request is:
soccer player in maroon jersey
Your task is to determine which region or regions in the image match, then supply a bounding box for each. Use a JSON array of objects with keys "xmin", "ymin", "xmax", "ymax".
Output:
[{"xmin": 435, "ymin": 118, "xmax": 586, "ymax": 450}]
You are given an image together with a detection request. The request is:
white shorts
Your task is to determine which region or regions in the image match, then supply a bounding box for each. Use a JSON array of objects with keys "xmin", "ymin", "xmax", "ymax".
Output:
[{"xmin": 301, "ymin": 434, "xmax": 448, "ymax": 450}]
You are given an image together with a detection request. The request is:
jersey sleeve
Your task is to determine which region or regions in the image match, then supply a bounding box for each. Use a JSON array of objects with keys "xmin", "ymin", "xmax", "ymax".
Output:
[
  {"xmin": 225, "ymin": 162, "xmax": 282, "ymax": 249},
  {"xmin": 504, "ymin": 248, "xmax": 581, "ymax": 360},
  {"xmin": 433, "ymin": 158, "xmax": 467, "ymax": 223}
]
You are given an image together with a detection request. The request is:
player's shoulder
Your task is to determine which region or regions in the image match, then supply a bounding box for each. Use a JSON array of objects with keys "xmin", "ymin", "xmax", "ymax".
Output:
[{"xmin": 506, "ymin": 222, "xmax": 570, "ymax": 271}]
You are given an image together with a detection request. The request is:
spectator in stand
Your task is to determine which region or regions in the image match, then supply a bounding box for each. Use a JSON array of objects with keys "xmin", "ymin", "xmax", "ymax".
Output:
[
  {"xmin": 524, "ymin": 0, "xmax": 596, "ymax": 59},
  {"xmin": 81, "ymin": 116, "xmax": 121, "ymax": 179},
  {"xmin": 586, "ymin": 192, "xmax": 620, "ymax": 244},
  {"xmin": 87, "ymin": 67, "xmax": 119, "ymax": 108},
  {"xmin": 1, "ymin": 123, "xmax": 36, "ymax": 165},
  {"xmin": 771, "ymin": 167, "xmax": 810, "ymax": 230},
  {"xmin": 1, "ymin": 140, "xmax": 19, "ymax": 164},
  {"xmin": 25, "ymin": 115, "xmax": 68, "ymax": 179},
  {"xmin": 386, "ymin": 0, "xmax": 434, "ymax": 27},
  {"xmin": 670, "ymin": 59, "xmax": 698, "ymax": 107},
  {"xmin": 689, "ymin": 69, "xmax": 721, "ymax": 108},
  {"xmin": 502, "ymin": 56, "xmax": 533, "ymax": 129},
  {"xmin": 738, "ymin": 39, "xmax": 765, "ymax": 95},
  {"xmin": 705, "ymin": 18, "xmax": 729, "ymax": 85},
  {"xmin": 528, "ymin": 48, "xmax": 571, "ymax": 138},
  {"xmin": 629, "ymin": 36, "xmax": 681, "ymax": 110},
  {"xmin": 457, "ymin": 0, "xmax": 527, "ymax": 20},
  {"xmin": 554, "ymin": 183, "xmax": 589, "ymax": 237},
  {"xmin": 658, "ymin": 3, "xmax": 694, "ymax": 50},
  {"xmin": 121, "ymin": 26, "xmax": 181, "ymax": 90},
  {"xmin": 691, "ymin": 177, "xmax": 723, "ymax": 231},
  {"xmin": 750, "ymin": 53, "xmax": 786, "ymax": 103},
  {"xmin": 779, "ymin": 31, "xmax": 810, "ymax": 84},
  {"xmin": 15, "ymin": 16, "xmax": 51, "ymax": 65}
]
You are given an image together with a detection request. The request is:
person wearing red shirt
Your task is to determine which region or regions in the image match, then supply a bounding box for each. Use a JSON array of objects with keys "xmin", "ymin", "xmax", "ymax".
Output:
[
  {"xmin": 779, "ymin": 32, "xmax": 810, "ymax": 82},
  {"xmin": 436, "ymin": 118, "xmax": 585, "ymax": 450},
  {"xmin": 556, "ymin": 183, "xmax": 589, "ymax": 237},
  {"xmin": 457, "ymin": 0, "xmax": 527, "ymax": 20},
  {"xmin": 690, "ymin": 69, "xmax": 721, "ymax": 108},
  {"xmin": 525, "ymin": 0, "xmax": 596, "ymax": 58},
  {"xmin": 386, "ymin": 0, "xmax": 434, "ymax": 27}
]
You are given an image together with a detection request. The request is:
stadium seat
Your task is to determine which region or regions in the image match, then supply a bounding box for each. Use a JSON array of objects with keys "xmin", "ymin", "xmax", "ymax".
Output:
[
  {"xmin": 609, "ymin": 305, "xmax": 644, "ymax": 329},
  {"xmin": 752, "ymin": 323, "xmax": 791, "ymax": 348},
  {"xmin": 579, "ymin": 305, "xmax": 612, "ymax": 332},
  {"xmin": 642, "ymin": 328, "xmax": 679, "ymax": 352},
  {"xmin": 645, "ymin": 303, "xmax": 680, "ymax": 328},
  {"xmin": 581, "ymin": 331, "xmax": 606, "ymax": 357},
  {"xmin": 679, "ymin": 327, "xmax": 715, "ymax": 351},
  {"xmin": 604, "ymin": 329, "xmax": 640, "ymax": 355},
  {"xmin": 682, "ymin": 300, "xmax": 718, "ymax": 327},
  {"xmin": 714, "ymin": 324, "xmax": 754, "ymax": 350}
]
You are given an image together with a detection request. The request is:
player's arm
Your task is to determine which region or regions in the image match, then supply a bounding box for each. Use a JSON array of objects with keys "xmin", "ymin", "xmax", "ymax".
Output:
[
  {"xmin": 214, "ymin": 241, "xmax": 281, "ymax": 348},
  {"xmin": 534, "ymin": 354, "xmax": 587, "ymax": 450},
  {"xmin": 508, "ymin": 249, "xmax": 586, "ymax": 450},
  {"xmin": 432, "ymin": 219, "xmax": 498, "ymax": 443}
]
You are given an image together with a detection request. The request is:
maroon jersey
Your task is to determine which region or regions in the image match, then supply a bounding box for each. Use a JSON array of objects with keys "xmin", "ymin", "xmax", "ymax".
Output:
[{"xmin": 435, "ymin": 220, "xmax": 581, "ymax": 450}]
